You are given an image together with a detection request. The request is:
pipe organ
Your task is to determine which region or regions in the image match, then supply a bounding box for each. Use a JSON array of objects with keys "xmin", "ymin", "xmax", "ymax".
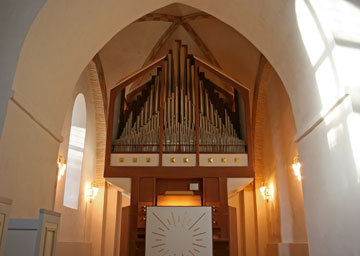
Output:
[
  {"xmin": 113, "ymin": 41, "xmax": 246, "ymax": 154},
  {"xmin": 105, "ymin": 41, "xmax": 253, "ymax": 256},
  {"xmin": 114, "ymin": 77, "xmax": 161, "ymax": 152}
]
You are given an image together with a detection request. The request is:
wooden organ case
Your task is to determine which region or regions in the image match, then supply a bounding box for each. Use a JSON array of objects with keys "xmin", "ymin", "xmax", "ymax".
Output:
[{"xmin": 105, "ymin": 41, "xmax": 254, "ymax": 255}]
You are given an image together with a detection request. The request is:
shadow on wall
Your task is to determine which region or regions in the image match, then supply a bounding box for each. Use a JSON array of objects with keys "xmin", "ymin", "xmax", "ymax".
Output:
[
  {"xmin": 295, "ymin": 0, "xmax": 360, "ymax": 255},
  {"xmin": 296, "ymin": 0, "xmax": 343, "ymax": 114},
  {"xmin": 345, "ymin": 0, "xmax": 360, "ymax": 9},
  {"xmin": 296, "ymin": 0, "xmax": 360, "ymax": 183}
]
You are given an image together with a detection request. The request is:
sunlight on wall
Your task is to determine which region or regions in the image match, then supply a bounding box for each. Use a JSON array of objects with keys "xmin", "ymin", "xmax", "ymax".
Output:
[
  {"xmin": 333, "ymin": 45, "xmax": 360, "ymax": 90},
  {"xmin": 311, "ymin": 0, "xmax": 360, "ymax": 45},
  {"xmin": 64, "ymin": 94, "xmax": 87, "ymax": 209},
  {"xmin": 295, "ymin": 0, "xmax": 326, "ymax": 66},
  {"xmin": 326, "ymin": 123, "xmax": 343, "ymax": 151},
  {"xmin": 296, "ymin": 0, "xmax": 347, "ymax": 122},
  {"xmin": 347, "ymin": 112, "xmax": 360, "ymax": 183},
  {"xmin": 324, "ymin": 104, "xmax": 341, "ymax": 126},
  {"xmin": 315, "ymin": 58, "xmax": 344, "ymax": 114}
]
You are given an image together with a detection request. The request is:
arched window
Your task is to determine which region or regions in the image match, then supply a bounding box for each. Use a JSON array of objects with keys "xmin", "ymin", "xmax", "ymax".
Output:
[{"xmin": 63, "ymin": 94, "xmax": 87, "ymax": 209}]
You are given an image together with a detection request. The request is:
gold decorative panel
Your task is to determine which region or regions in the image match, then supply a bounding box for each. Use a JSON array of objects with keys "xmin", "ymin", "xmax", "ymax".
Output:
[
  {"xmin": 110, "ymin": 154, "xmax": 159, "ymax": 166},
  {"xmin": 200, "ymin": 154, "xmax": 248, "ymax": 166},
  {"xmin": 162, "ymin": 154, "xmax": 196, "ymax": 167}
]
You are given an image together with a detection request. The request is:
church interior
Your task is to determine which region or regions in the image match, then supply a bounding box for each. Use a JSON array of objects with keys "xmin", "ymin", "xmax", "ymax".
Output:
[{"xmin": 0, "ymin": 1, "xmax": 360, "ymax": 256}]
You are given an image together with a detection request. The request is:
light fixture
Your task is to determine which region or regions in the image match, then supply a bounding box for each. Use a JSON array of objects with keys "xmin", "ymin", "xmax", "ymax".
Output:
[
  {"xmin": 260, "ymin": 183, "xmax": 274, "ymax": 202},
  {"xmin": 57, "ymin": 155, "xmax": 67, "ymax": 181},
  {"xmin": 292, "ymin": 155, "xmax": 302, "ymax": 181},
  {"xmin": 85, "ymin": 183, "xmax": 99, "ymax": 203}
]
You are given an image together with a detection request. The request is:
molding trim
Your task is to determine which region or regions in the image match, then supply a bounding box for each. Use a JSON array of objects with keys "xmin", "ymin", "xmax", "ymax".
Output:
[
  {"xmin": 10, "ymin": 97, "xmax": 63, "ymax": 143},
  {"xmin": 0, "ymin": 197, "xmax": 12, "ymax": 205},
  {"xmin": 294, "ymin": 93, "xmax": 350, "ymax": 142},
  {"xmin": 87, "ymin": 62, "xmax": 106, "ymax": 187},
  {"xmin": 136, "ymin": 12, "xmax": 211, "ymax": 23},
  {"xmin": 130, "ymin": 12, "xmax": 219, "ymax": 92}
]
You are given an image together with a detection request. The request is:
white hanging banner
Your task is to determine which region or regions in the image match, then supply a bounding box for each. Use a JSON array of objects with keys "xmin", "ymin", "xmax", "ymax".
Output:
[{"xmin": 145, "ymin": 206, "xmax": 213, "ymax": 256}]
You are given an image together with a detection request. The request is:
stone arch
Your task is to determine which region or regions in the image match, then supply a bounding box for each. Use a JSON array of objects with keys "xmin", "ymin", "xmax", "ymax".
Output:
[
  {"xmin": 87, "ymin": 61, "xmax": 106, "ymax": 187},
  {"xmin": 10, "ymin": 0, "xmax": 325, "ymax": 142},
  {"xmin": 1, "ymin": 1, "xmax": 357, "ymax": 255}
]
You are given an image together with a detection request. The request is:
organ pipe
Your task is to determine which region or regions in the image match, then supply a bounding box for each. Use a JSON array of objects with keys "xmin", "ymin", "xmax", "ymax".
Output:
[{"xmin": 113, "ymin": 42, "xmax": 245, "ymax": 153}]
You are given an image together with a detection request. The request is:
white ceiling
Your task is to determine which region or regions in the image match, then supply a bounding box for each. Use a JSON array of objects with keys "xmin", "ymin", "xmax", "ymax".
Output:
[{"xmin": 99, "ymin": 3, "xmax": 262, "ymax": 98}]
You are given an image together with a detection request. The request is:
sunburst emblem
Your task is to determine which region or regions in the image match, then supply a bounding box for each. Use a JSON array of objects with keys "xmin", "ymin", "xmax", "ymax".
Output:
[{"xmin": 145, "ymin": 207, "xmax": 212, "ymax": 256}]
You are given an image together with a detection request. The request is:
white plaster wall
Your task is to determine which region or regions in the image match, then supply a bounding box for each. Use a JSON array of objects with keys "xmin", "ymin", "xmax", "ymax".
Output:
[
  {"xmin": 101, "ymin": 183, "xmax": 130, "ymax": 256},
  {"xmin": 99, "ymin": 21, "xmax": 171, "ymax": 90},
  {"xmin": 6, "ymin": 0, "xmax": 326, "ymax": 141},
  {"xmin": 57, "ymin": 242, "xmax": 92, "ymax": 256},
  {"xmin": 0, "ymin": 99, "xmax": 59, "ymax": 218},
  {"xmin": 266, "ymin": 71, "xmax": 308, "ymax": 243},
  {"xmin": 54, "ymin": 69, "xmax": 97, "ymax": 255},
  {"xmin": 90, "ymin": 187, "xmax": 105, "ymax": 256},
  {"xmin": 262, "ymin": 109, "xmax": 282, "ymax": 244},
  {"xmin": 102, "ymin": 184, "xmax": 130, "ymax": 256},
  {"xmin": 253, "ymin": 68, "xmax": 308, "ymax": 255},
  {"xmin": 0, "ymin": 1, "xmax": 359, "ymax": 255},
  {"xmin": 228, "ymin": 192, "xmax": 244, "ymax": 255},
  {"xmin": 299, "ymin": 99, "xmax": 360, "ymax": 256},
  {"xmin": 243, "ymin": 185, "xmax": 258, "ymax": 256},
  {"xmin": 0, "ymin": 0, "xmax": 324, "ymax": 218},
  {"xmin": 0, "ymin": 0, "xmax": 46, "ymax": 137},
  {"xmin": 102, "ymin": 184, "xmax": 119, "ymax": 256},
  {"xmin": 229, "ymin": 187, "xmax": 261, "ymax": 256},
  {"xmin": 228, "ymin": 185, "xmax": 259, "ymax": 256},
  {"xmin": 190, "ymin": 17, "xmax": 260, "ymax": 91}
]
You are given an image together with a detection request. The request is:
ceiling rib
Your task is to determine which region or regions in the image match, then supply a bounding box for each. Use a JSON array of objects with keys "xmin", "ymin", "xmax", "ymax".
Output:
[
  {"xmin": 135, "ymin": 11, "xmax": 219, "ymax": 67},
  {"xmin": 129, "ymin": 12, "xmax": 220, "ymax": 92},
  {"xmin": 136, "ymin": 12, "xmax": 211, "ymax": 23},
  {"xmin": 137, "ymin": 13, "xmax": 180, "ymax": 23},
  {"xmin": 92, "ymin": 54, "xmax": 109, "ymax": 118},
  {"xmin": 129, "ymin": 21, "xmax": 181, "ymax": 92},
  {"xmin": 181, "ymin": 12, "xmax": 212, "ymax": 22},
  {"xmin": 145, "ymin": 22, "xmax": 181, "ymax": 64},
  {"xmin": 181, "ymin": 22, "xmax": 220, "ymax": 68}
]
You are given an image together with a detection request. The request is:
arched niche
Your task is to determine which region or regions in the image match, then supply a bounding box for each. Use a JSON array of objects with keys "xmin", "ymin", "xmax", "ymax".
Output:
[{"xmin": 63, "ymin": 93, "xmax": 87, "ymax": 209}]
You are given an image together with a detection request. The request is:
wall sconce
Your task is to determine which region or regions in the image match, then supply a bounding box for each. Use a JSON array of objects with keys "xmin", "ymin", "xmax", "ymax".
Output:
[
  {"xmin": 260, "ymin": 184, "xmax": 274, "ymax": 202},
  {"xmin": 85, "ymin": 183, "xmax": 99, "ymax": 203},
  {"xmin": 292, "ymin": 155, "xmax": 302, "ymax": 181},
  {"xmin": 57, "ymin": 155, "xmax": 67, "ymax": 181}
]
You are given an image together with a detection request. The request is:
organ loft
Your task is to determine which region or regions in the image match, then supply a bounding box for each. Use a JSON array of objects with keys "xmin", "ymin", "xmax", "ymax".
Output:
[{"xmin": 105, "ymin": 41, "xmax": 253, "ymax": 255}]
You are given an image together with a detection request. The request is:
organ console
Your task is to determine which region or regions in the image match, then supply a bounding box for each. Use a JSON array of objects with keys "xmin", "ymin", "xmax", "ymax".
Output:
[{"xmin": 105, "ymin": 40, "xmax": 254, "ymax": 255}]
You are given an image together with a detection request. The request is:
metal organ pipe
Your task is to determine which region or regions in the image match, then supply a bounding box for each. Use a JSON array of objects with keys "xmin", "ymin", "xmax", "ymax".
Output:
[{"xmin": 113, "ymin": 43, "xmax": 245, "ymax": 153}]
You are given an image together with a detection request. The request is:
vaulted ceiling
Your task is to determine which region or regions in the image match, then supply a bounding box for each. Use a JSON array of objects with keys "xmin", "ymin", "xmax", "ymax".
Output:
[{"xmin": 98, "ymin": 3, "xmax": 263, "ymax": 100}]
